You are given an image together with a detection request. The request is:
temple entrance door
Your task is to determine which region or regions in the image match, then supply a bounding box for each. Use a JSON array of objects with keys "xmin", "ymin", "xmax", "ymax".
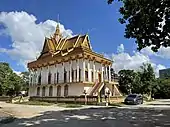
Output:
[{"xmin": 98, "ymin": 73, "xmax": 101, "ymax": 83}]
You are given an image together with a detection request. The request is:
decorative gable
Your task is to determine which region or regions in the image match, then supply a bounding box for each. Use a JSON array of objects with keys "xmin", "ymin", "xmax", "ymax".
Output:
[
  {"xmin": 82, "ymin": 35, "xmax": 92, "ymax": 50},
  {"xmin": 38, "ymin": 38, "xmax": 55, "ymax": 59},
  {"xmin": 41, "ymin": 38, "xmax": 50, "ymax": 54}
]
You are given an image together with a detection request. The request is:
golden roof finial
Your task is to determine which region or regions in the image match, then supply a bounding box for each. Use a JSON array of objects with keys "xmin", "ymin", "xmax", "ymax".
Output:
[
  {"xmin": 55, "ymin": 23, "xmax": 60, "ymax": 36},
  {"xmin": 54, "ymin": 14, "xmax": 62, "ymax": 40}
]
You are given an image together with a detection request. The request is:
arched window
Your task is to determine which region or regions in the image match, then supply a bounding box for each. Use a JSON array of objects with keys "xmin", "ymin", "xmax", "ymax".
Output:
[
  {"xmin": 38, "ymin": 74, "xmax": 41, "ymax": 85},
  {"xmin": 48, "ymin": 72, "xmax": 52, "ymax": 84},
  {"xmin": 30, "ymin": 76, "xmax": 33, "ymax": 85},
  {"xmin": 64, "ymin": 85, "xmax": 68, "ymax": 96},
  {"xmin": 57, "ymin": 72, "xmax": 59, "ymax": 83},
  {"xmin": 107, "ymin": 67, "xmax": 109, "ymax": 80},
  {"xmin": 57, "ymin": 85, "xmax": 61, "ymax": 96},
  {"xmin": 91, "ymin": 71, "xmax": 94, "ymax": 82},
  {"xmin": 85, "ymin": 70, "xmax": 88, "ymax": 81},
  {"xmin": 37, "ymin": 87, "xmax": 40, "ymax": 96},
  {"xmin": 75, "ymin": 70, "xmax": 77, "ymax": 81},
  {"xmin": 79, "ymin": 68, "xmax": 81, "ymax": 82},
  {"xmin": 54, "ymin": 73, "xmax": 56, "ymax": 84},
  {"xmin": 64, "ymin": 68, "xmax": 67, "ymax": 83},
  {"xmin": 42, "ymin": 86, "xmax": 46, "ymax": 96},
  {"xmin": 49, "ymin": 86, "xmax": 53, "ymax": 96},
  {"xmin": 72, "ymin": 69, "xmax": 74, "ymax": 82}
]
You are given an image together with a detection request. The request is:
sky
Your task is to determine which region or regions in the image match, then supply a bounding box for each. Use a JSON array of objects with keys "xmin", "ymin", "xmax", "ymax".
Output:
[{"xmin": 0, "ymin": 0, "xmax": 170, "ymax": 76}]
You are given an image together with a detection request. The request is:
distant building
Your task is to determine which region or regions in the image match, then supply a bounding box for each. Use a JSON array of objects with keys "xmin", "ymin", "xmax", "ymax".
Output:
[{"xmin": 159, "ymin": 68, "xmax": 170, "ymax": 79}]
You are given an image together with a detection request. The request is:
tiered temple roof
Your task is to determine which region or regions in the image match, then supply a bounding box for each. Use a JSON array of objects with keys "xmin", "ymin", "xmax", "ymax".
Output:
[{"xmin": 28, "ymin": 23, "xmax": 112, "ymax": 69}]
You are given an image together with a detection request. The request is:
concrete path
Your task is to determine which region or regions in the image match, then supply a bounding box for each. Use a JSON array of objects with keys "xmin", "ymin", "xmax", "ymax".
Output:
[
  {"xmin": 0, "ymin": 111, "xmax": 10, "ymax": 121},
  {"xmin": 0, "ymin": 102, "xmax": 107, "ymax": 118},
  {"xmin": 2, "ymin": 105, "xmax": 170, "ymax": 127},
  {"xmin": 1, "ymin": 99, "xmax": 170, "ymax": 119}
]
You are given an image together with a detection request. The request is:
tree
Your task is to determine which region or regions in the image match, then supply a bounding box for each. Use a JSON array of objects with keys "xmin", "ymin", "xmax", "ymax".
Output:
[
  {"xmin": 0, "ymin": 62, "xmax": 23, "ymax": 96},
  {"xmin": 108, "ymin": 0, "xmax": 170, "ymax": 52},
  {"xmin": 20, "ymin": 71, "xmax": 29, "ymax": 91},
  {"xmin": 118, "ymin": 69, "xmax": 137, "ymax": 94},
  {"xmin": 0, "ymin": 62, "xmax": 13, "ymax": 95},
  {"xmin": 154, "ymin": 78, "xmax": 170, "ymax": 99},
  {"xmin": 118, "ymin": 63, "xmax": 156, "ymax": 97},
  {"xmin": 138, "ymin": 63, "xmax": 156, "ymax": 97}
]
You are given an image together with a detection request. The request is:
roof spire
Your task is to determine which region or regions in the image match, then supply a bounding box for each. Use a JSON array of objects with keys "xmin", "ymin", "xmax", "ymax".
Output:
[
  {"xmin": 54, "ymin": 14, "xmax": 62, "ymax": 40},
  {"xmin": 55, "ymin": 23, "xmax": 60, "ymax": 36}
]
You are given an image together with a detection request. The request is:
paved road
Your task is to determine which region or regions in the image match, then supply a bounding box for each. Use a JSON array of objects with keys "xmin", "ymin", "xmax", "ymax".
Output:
[
  {"xmin": 1, "ymin": 99, "xmax": 170, "ymax": 127},
  {"xmin": 0, "ymin": 110, "xmax": 12, "ymax": 125},
  {"xmin": 1, "ymin": 107, "xmax": 170, "ymax": 127},
  {"xmin": 0, "ymin": 111, "xmax": 8, "ymax": 121}
]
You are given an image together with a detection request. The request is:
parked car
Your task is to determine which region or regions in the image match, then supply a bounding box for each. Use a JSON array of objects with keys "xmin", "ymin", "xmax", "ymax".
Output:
[{"xmin": 124, "ymin": 94, "xmax": 143, "ymax": 105}]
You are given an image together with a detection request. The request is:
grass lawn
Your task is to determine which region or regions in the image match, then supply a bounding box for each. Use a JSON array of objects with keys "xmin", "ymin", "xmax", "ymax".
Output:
[
  {"xmin": 15, "ymin": 101, "xmax": 83, "ymax": 108},
  {"xmin": 109, "ymin": 102, "xmax": 126, "ymax": 107},
  {"xmin": 14, "ymin": 101, "xmax": 54, "ymax": 106},
  {"xmin": 56, "ymin": 103, "xmax": 83, "ymax": 108}
]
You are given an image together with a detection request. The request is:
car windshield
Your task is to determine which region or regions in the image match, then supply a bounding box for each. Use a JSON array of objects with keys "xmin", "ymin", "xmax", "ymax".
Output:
[{"xmin": 127, "ymin": 94, "xmax": 137, "ymax": 98}]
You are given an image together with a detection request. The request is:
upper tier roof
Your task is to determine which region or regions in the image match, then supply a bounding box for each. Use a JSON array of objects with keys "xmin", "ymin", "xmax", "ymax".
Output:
[
  {"xmin": 38, "ymin": 34, "xmax": 92, "ymax": 59},
  {"xmin": 27, "ymin": 23, "xmax": 112, "ymax": 69}
]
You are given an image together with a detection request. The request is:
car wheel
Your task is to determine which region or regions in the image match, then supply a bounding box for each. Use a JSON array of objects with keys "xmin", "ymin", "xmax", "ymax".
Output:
[{"xmin": 135, "ymin": 101, "xmax": 139, "ymax": 105}]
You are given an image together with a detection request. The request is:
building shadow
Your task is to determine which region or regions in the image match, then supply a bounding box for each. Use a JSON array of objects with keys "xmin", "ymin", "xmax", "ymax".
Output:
[{"xmin": 1, "ymin": 107, "xmax": 170, "ymax": 127}]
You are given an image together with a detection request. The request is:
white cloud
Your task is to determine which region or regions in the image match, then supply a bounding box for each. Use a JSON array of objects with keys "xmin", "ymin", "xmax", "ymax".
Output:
[
  {"xmin": 0, "ymin": 11, "xmax": 73, "ymax": 68},
  {"xmin": 13, "ymin": 70, "xmax": 21, "ymax": 76},
  {"xmin": 117, "ymin": 44, "xmax": 124, "ymax": 53},
  {"xmin": 156, "ymin": 47, "xmax": 170, "ymax": 59},
  {"xmin": 153, "ymin": 64, "xmax": 166, "ymax": 77},
  {"xmin": 141, "ymin": 46, "xmax": 170, "ymax": 60},
  {"xmin": 107, "ymin": 44, "xmax": 166, "ymax": 77},
  {"xmin": 140, "ymin": 47, "xmax": 155, "ymax": 56}
]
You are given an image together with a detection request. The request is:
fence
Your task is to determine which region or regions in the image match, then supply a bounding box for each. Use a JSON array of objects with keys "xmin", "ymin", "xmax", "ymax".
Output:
[
  {"xmin": 0, "ymin": 96, "xmax": 10, "ymax": 101},
  {"xmin": 0, "ymin": 96, "xmax": 124, "ymax": 104},
  {"xmin": 109, "ymin": 96, "xmax": 124, "ymax": 103},
  {"xmin": 30, "ymin": 96, "xmax": 98, "ymax": 105}
]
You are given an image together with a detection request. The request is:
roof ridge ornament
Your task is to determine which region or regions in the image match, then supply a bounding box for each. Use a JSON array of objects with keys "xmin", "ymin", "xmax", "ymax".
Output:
[{"xmin": 54, "ymin": 14, "xmax": 62, "ymax": 42}]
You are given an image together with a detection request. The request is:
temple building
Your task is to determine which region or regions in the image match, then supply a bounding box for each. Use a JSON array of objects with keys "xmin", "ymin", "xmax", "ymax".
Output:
[{"xmin": 27, "ymin": 23, "xmax": 121, "ymax": 98}]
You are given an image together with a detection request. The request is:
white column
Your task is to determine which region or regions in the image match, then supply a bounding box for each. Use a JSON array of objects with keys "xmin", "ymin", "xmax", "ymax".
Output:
[
  {"xmin": 93, "ymin": 61, "xmax": 96, "ymax": 82},
  {"xmin": 55, "ymin": 64, "xmax": 57, "ymax": 84},
  {"xmin": 74, "ymin": 70, "xmax": 76, "ymax": 82},
  {"xmin": 53, "ymin": 86, "xmax": 57, "ymax": 96},
  {"xmin": 33, "ymin": 70, "xmax": 35, "ymax": 86},
  {"xmin": 62, "ymin": 62, "xmax": 64, "ymax": 83},
  {"xmin": 66, "ymin": 64, "xmax": 69, "ymax": 83},
  {"xmin": 88, "ymin": 61, "xmax": 90, "ymax": 82},
  {"xmin": 105, "ymin": 66, "xmax": 108, "ymax": 81},
  {"xmin": 77, "ymin": 59, "xmax": 79, "ymax": 82},
  {"xmin": 109, "ymin": 65, "xmax": 111, "ymax": 82},
  {"xmin": 69, "ymin": 61, "xmax": 72, "ymax": 82},
  {"xmin": 46, "ymin": 86, "xmax": 49, "ymax": 96},
  {"xmin": 82, "ymin": 59, "xmax": 85, "ymax": 82},
  {"xmin": 47, "ymin": 66, "xmax": 50, "ymax": 84},
  {"xmin": 35, "ymin": 71, "xmax": 37, "ymax": 86},
  {"xmin": 33, "ymin": 71, "xmax": 35, "ymax": 86},
  {"xmin": 96, "ymin": 71, "xmax": 98, "ymax": 82},
  {"xmin": 101, "ymin": 65, "xmax": 104, "ymax": 82},
  {"xmin": 29, "ymin": 70, "xmax": 32, "ymax": 87}
]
